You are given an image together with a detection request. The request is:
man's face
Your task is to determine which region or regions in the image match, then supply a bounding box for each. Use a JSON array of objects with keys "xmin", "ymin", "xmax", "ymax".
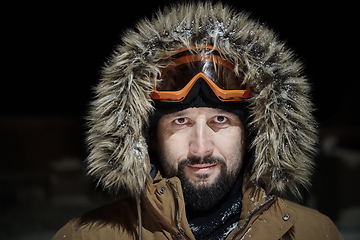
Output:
[{"xmin": 155, "ymin": 107, "xmax": 246, "ymax": 211}]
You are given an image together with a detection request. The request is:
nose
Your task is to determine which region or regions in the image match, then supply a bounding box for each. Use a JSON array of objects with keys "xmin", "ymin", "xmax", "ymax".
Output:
[{"xmin": 189, "ymin": 121, "xmax": 214, "ymax": 158}]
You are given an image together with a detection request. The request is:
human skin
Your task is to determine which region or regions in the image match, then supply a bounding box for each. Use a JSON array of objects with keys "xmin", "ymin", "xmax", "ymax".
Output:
[{"xmin": 155, "ymin": 107, "xmax": 246, "ymax": 188}]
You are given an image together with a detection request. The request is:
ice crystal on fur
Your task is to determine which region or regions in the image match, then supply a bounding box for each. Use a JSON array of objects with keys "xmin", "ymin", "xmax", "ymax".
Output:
[{"xmin": 86, "ymin": 2, "xmax": 317, "ymax": 198}]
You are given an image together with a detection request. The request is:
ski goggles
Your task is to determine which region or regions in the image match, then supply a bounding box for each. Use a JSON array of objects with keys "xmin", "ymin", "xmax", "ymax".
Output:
[{"xmin": 151, "ymin": 46, "xmax": 250, "ymax": 102}]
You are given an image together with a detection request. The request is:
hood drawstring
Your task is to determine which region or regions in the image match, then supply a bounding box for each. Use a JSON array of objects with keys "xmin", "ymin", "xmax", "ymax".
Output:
[{"xmin": 135, "ymin": 194, "xmax": 142, "ymax": 240}]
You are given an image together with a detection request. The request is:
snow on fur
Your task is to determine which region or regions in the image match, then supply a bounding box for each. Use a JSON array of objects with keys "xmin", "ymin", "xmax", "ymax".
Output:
[{"xmin": 86, "ymin": 2, "xmax": 317, "ymax": 198}]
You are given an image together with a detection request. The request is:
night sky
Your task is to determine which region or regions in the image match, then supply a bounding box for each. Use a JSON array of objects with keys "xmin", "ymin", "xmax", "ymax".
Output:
[{"xmin": 4, "ymin": 1, "xmax": 357, "ymax": 126}]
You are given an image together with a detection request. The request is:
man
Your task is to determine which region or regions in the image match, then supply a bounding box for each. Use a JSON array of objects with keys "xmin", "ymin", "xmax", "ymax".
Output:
[{"xmin": 53, "ymin": 2, "xmax": 342, "ymax": 239}]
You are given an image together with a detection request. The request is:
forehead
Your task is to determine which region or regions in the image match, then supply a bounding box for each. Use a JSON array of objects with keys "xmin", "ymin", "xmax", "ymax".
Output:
[{"xmin": 170, "ymin": 107, "xmax": 230, "ymax": 116}]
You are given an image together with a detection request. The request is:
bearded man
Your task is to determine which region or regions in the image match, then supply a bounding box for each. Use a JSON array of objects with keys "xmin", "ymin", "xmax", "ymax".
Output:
[{"xmin": 53, "ymin": 2, "xmax": 343, "ymax": 240}]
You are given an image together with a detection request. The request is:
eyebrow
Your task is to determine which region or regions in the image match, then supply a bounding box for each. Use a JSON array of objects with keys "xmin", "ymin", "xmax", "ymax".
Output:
[{"xmin": 162, "ymin": 111, "xmax": 187, "ymax": 122}]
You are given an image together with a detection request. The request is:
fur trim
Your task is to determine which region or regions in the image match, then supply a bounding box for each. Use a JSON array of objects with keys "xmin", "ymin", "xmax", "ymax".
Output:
[{"xmin": 86, "ymin": 2, "xmax": 317, "ymax": 198}]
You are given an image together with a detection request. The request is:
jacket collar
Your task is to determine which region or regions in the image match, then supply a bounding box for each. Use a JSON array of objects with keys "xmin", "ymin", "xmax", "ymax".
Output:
[
  {"xmin": 239, "ymin": 182, "xmax": 277, "ymax": 228},
  {"xmin": 142, "ymin": 172, "xmax": 299, "ymax": 240},
  {"xmin": 229, "ymin": 181, "xmax": 299, "ymax": 239},
  {"xmin": 142, "ymin": 174, "xmax": 195, "ymax": 239}
]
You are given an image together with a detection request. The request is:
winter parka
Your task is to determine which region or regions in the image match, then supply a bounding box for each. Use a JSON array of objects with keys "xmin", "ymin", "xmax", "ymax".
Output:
[
  {"xmin": 53, "ymin": 174, "xmax": 342, "ymax": 240},
  {"xmin": 53, "ymin": 2, "xmax": 342, "ymax": 239}
]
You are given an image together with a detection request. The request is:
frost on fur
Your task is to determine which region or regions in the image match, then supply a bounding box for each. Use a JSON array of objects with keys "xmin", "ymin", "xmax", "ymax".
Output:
[{"xmin": 86, "ymin": 2, "xmax": 317, "ymax": 198}]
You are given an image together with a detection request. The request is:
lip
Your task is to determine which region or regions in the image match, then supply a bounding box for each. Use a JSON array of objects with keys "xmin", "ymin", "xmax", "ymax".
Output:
[{"xmin": 186, "ymin": 163, "xmax": 218, "ymax": 174}]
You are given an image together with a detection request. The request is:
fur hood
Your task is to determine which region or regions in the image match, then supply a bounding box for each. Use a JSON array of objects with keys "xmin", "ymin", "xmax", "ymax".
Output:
[{"xmin": 86, "ymin": 2, "xmax": 317, "ymax": 199}]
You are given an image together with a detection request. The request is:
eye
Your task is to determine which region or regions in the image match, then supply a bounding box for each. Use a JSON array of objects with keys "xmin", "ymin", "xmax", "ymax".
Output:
[
  {"xmin": 214, "ymin": 116, "xmax": 228, "ymax": 123},
  {"xmin": 173, "ymin": 117, "xmax": 188, "ymax": 125}
]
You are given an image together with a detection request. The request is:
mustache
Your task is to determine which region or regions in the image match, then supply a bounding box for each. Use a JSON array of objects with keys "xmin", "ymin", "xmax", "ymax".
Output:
[{"xmin": 178, "ymin": 156, "xmax": 226, "ymax": 166}]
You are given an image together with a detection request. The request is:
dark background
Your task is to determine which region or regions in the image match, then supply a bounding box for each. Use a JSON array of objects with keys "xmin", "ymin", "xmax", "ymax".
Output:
[{"xmin": 1, "ymin": 1, "xmax": 359, "ymax": 239}]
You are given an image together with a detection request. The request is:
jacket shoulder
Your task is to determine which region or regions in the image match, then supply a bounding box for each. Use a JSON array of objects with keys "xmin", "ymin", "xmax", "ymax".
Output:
[
  {"xmin": 52, "ymin": 198, "xmax": 138, "ymax": 240},
  {"xmin": 283, "ymin": 199, "xmax": 343, "ymax": 240}
]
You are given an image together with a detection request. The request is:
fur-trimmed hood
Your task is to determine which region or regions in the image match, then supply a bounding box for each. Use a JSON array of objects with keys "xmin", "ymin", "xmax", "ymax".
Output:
[{"xmin": 86, "ymin": 2, "xmax": 317, "ymax": 199}]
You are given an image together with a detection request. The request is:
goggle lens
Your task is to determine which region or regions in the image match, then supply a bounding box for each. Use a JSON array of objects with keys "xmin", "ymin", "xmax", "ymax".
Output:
[{"xmin": 151, "ymin": 47, "xmax": 250, "ymax": 102}]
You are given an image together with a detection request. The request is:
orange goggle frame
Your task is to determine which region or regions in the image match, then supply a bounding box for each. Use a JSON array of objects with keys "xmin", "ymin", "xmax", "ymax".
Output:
[{"xmin": 150, "ymin": 46, "xmax": 251, "ymax": 102}]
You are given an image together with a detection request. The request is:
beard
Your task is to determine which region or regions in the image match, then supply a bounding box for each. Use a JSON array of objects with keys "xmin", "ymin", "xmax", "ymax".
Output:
[{"xmin": 166, "ymin": 156, "xmax": 240, "ymax": 211}]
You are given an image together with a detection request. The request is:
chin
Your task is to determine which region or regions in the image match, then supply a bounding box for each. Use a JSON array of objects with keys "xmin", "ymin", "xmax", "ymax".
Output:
[{"xmin": 187, "ymin": 173, "xmax": 220, "ymax": 188}]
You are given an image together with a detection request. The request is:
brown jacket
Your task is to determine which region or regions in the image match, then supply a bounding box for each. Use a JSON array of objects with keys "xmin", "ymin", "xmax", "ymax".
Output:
[{"xmin": 52, "ymin": 176, "xmax": 342, "ymax": 240}]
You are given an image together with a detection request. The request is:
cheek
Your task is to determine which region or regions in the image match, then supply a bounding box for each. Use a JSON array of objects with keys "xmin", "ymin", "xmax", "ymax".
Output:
[
  {"xmin": 215, "ymin": 127, "xmax": 245, "ymax": 168},
  {"xmin": 156, "ymin": 132, "xmax": 189, "ymax": 173}
]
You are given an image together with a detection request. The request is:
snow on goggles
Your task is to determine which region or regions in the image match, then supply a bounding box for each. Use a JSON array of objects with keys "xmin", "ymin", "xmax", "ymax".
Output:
[{"xmin": 151, "ymin": 46, "xmax": 250, "ymax": 102}]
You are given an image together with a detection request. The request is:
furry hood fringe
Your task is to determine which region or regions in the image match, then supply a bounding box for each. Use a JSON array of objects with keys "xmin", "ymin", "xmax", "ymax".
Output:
[{"xmin": 86, "ymin": 2, "xmax": 317, "ymax": 198}]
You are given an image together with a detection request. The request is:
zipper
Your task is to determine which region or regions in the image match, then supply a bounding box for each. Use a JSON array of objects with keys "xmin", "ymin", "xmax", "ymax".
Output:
[
  {"xmin": 230, "ymin": 196, "xmax": 277, "ymax": 240},
  {"xmin": 166, "ymin": 180, "xmax": 192, "ymax": 240}
]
